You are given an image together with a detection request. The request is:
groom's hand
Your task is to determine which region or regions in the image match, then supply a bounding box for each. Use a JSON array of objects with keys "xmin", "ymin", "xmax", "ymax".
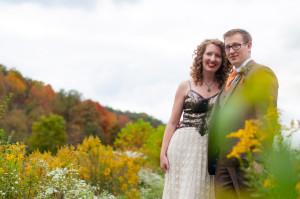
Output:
[
  {"xmin": 247, "ymin": 160, "xmax": 263, "ymax": 174},
  {"xmin": 177, "ymin": 120, "xmax": 183, "ymax": 128}
]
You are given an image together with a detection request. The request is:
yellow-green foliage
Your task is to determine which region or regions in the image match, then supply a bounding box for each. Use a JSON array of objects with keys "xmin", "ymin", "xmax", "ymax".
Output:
[
  {"xmin": 143, "ymin": 125, "xmax": 165, "ymax": 170},
  {"xmin": 114, "ymin": 119, "xmax": 154, "ymax": 151},
  {"xmin": 0, "ymin": 93, "xmax": 12, "ymax": 119},
  {"xmin": 114, "ymin": 119, "xmax": 165, "ymax": 170},
  {"xmin": 0, "ymin": 141, "xmax": 27, "ymax": 198}
]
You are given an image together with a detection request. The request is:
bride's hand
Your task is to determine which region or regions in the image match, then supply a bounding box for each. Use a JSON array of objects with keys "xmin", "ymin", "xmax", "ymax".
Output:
[{"xmin": 160, "ymin": 154, "xmax": 170, "ymax": 173}]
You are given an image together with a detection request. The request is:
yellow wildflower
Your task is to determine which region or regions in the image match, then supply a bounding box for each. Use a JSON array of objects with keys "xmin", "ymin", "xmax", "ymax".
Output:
[
  {"xmin": 119, "ymin": 176, "xmax": 125, "ymax": 183},
  {"xmin": 227, "ymin": 151, "xmax": 241, "ymax": 159},
  {"xmin": 128, "ymin": 179, "xmax": 138, "ymax": 186},
  {"xmin": 227, "ymin": 120, "xmax": 264, "ymax": 159},
  {"xmin": 131, "ymin": 188, "xmax": 139, "ymax": 198},
  {"xmin": 126, "ymin": 188, "xmax": 140, "ymax": 199},
  {"xmin": 263, "ymin": 179, "xmax": 271, "ymax": 187},
  {"xmin": 6, "ymin": 153, "xmax": 15, "ymax": 160},
  {"xmin": 296, "ymin": 182, "xmax": 300, "ymax": 192},
  {"xmin": 20, "ymin": 145, "xmax": 27, "ymax": 150},
  {"xmin": 104, "ymin": 168, "xmax": 111, "ymax": 176},
  {"xmin": 17, "ymin": 154, "xmax": 23, "ymax": 160},
  {"xmin": 121, "ymin": 183, "xmax": 128, "ymax": 192}
]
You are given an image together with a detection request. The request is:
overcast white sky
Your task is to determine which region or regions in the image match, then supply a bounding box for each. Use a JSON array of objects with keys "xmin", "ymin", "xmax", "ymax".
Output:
[{"xmin": 0, "ymin": 0, "xmax": 300, "ymax": 145}]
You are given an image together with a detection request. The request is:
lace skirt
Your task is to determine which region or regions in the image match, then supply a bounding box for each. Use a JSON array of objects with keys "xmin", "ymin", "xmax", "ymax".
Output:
[{"xmin": 162, "ymin": 127, "xmax": 214, "ymax": 199}]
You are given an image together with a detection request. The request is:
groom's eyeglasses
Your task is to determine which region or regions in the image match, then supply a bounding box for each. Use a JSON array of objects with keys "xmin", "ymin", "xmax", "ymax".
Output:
[{"xmin": 225, "ymin": 42, "xmax": 248, "ymax": 52}]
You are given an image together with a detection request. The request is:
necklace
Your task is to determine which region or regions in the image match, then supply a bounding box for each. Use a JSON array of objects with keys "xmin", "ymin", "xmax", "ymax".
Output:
[{"xmin": 203, "ymin": 80, "xmax": 215, "ymax": 92}]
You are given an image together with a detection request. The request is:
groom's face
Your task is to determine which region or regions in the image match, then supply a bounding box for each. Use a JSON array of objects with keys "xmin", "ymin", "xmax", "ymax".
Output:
[{"xmin": 224, "ymin": 33, "xmax": 251, "ymax": 67}]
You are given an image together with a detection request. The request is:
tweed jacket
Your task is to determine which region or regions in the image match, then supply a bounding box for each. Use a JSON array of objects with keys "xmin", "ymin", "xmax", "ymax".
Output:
[{"xmin": 207, "ymin": 60, "xmax": 279, "ymax": 175}]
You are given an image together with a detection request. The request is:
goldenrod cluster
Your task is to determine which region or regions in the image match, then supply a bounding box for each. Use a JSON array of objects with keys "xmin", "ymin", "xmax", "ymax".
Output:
[
  {"xmin": 0, "ymin": 142, "xmax": 27, "ymax": 197},
  {"xmin": 226, "ymin": 103, "xmax": 300, "ymax": 199},
  {"xmin": 0, "ymin": 136, "xmax": 145, "ymax": 198},
  {"xmin": 226, "ymin": 120, "xmax": 265, "ymax": 159},
  {"xmin": 26, "ymin": 136, "xmax": 143, "ymax": 198}
]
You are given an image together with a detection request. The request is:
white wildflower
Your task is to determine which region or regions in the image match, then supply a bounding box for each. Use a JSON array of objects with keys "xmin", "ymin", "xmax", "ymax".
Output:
[{"xmin": 124, "ymin": 150, "xmax": 143, "ymax": 158}]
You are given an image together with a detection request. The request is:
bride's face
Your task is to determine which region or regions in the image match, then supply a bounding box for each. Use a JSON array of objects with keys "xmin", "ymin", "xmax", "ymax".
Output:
[{"xmin": 202, "ymin": 44, "xmax": 222, "ymax": 74}]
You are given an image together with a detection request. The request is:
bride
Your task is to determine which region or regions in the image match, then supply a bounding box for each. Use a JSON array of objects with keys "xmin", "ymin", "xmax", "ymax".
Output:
[{"xmin": 160, "ymin": 39, "xmax": 231, "ymax": 199}]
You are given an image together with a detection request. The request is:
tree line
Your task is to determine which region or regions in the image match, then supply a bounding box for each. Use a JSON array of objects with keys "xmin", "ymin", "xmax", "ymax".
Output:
[{"xmin": 0, "ymin": 64, "xmax": 163, "ymax": 151}]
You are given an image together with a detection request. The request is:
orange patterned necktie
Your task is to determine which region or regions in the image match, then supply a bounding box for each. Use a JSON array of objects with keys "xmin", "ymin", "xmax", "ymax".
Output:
[{"xmin": 225, "ymin": 70, "xmax": 237, "ymax": 91}]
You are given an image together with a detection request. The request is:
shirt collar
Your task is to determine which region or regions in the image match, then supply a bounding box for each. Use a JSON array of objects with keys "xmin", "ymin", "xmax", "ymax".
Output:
[{"xmin": 235, "ymin": 58, "xmax": 252, "ymax": 72}]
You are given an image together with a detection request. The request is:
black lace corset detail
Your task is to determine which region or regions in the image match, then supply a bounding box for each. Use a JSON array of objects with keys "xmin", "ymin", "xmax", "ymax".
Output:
[{"xmin": 178, "ymin": 90, "xmax": 218, "ymax": 136}]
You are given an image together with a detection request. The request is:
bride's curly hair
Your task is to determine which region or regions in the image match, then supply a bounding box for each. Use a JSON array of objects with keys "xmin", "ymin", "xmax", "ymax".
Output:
[{"xmin": 190, "ymin": 39, "xmax": 232, "ymax": 88}]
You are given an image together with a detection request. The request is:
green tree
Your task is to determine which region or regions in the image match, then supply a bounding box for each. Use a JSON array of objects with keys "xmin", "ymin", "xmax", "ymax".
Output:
[
  {"xmin": 70, "ymin": 100, "xmax": 108, "ymax": 145},
  {"xmin": 143, "ymin": 125, "xmax": 165, "ymax": 170},
  {"xmin": 114, "ymin": 119, "xmax": 154, "ymax": 151},
  {"xmin": 0, "ymin": 64, "xmax": 8, "ymax": 75},
  {"xmin": 52, "ymin": 89, "xmax": 82, "ymax": 145},
  {"xmin": 113, "ymin": 119, "xmax": 166, "ymax": 171},
  {"xmin": 83, "ymin": 121, "xmax": 103, "ymax": 141},
  {"xmin": 29, "ymin": 114, "xmax": 67, "ymax": 154},
  {"xmin": 52, "ymin": 89, "xmax": 81, "ymax": 123},
  {"xmin": 108, "ymin": 124, "xmax": 122, "ymax": 145},
  {"xmin": 105, "ymin": 106, "xmax": 164, "ymax": 127},
  {"xmin": 0, "ymin": 93, "xmax": 14, "ymax": 144}
]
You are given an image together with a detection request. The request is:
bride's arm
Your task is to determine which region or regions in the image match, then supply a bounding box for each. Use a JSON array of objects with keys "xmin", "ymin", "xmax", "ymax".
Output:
[{"xmin": 160, "ymin": 81, "xmax": 188, "ymax": 172}]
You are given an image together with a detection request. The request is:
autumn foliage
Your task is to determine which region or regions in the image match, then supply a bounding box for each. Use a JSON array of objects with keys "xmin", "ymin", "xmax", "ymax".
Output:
[
  {"xmin": 0, "ymin": 63, "xmax": 167, "ymax": 198},
  {"xmin": 0, "ymin": 93, "xmax": 165, "ymax": 198},
  {"xmin": 0, "ymin": 64, "xmax": 163, "ymax": 147}
]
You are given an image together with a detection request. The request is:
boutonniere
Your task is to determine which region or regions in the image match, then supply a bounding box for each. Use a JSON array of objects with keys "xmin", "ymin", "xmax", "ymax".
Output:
[{"xmin": 237, "ymin": 67, "xmax": 248, "ymax": 83}]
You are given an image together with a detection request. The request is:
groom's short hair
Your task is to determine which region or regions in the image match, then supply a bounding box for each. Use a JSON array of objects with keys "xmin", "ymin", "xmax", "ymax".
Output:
[{"xmin": 223, "ymin": 29, "xmax": 252, "ymax": 43}]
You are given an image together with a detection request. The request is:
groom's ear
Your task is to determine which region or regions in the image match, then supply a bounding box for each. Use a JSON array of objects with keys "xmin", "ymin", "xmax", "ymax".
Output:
[
  {"xmin": 248, "ymin": 41, "xmax": 252, "ymax": 47},
  {"xmin": 247, "ymin": 42, "xmax": 252, "ymax": 53}
]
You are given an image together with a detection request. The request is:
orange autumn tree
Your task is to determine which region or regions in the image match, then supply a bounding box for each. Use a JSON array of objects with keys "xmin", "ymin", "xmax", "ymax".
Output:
[
  {"xmin": 26, "ymin": 80, "xmax": 56, "ymax": 113},
  {"xmin": 0, "ymin": 70, "xmax": 7, "ymax": 101},
  {"xmin": 92, "ymin": 101, "xmax": 116, "ymax": 144},
  {"xmin": 4, "ymin": 70, "xmax": 27, "ymax": 107},
  {"xmin": 108, "ymin": 115, "xmax": 130, "ymax": 145}
]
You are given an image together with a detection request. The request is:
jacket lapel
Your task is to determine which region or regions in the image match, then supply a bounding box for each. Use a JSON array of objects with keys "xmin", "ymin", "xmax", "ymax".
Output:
[{"xmin": 219, "ymin": 60, "xmax": 255, "ymax": 108}]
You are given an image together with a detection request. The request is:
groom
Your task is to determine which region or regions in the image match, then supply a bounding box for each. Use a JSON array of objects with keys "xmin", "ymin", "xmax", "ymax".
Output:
[{"xmin": 207, "ymin": 29, "xmax": 278, "ymax": 199}]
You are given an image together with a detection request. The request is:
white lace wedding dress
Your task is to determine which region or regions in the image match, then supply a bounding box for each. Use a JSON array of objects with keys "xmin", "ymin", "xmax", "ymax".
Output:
[{"xmin": 162, "ymin": 89, "xmax": 218, "ymax": 199}]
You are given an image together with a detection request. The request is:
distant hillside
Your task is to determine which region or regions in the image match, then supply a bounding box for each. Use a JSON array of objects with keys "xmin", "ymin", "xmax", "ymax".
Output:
[
  {"xmin": 0, "ymin": 64, "xmax": 164, "ymax": 146},
  {"xmin": 105, "ymin": 106, "xmax": 164, "ymax": 127}
]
